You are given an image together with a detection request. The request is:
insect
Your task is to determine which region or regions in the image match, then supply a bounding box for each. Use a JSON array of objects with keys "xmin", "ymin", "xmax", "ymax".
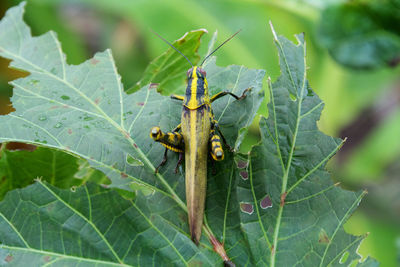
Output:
[{"xmin": 150, "ymin": 30, "xmax": 250, "ymax": 244}]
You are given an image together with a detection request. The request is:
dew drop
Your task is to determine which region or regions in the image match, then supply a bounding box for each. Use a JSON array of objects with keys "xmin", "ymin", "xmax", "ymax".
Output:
[
  {"xmin": 29, "ymin": 79, "xmax": 39, "ymax": 85},
  {"xmin": 83, "ymin": 115, "xmax": 94, "ymax": 121},
  {"xmin": 126, "ymin": 154, "xmax": 143, "ymax": 166},
  {"xmin": 38, "ymin": 115, "xmax": 47, "ymax": 121},
  {"xmin": 54, "ymin": 122, "xmax": 63, "ymax": 128}
]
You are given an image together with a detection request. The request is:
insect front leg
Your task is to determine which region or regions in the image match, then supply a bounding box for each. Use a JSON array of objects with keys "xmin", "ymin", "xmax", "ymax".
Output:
[
  {"xmin": 149, "ymin": 125, "xmax": 184, "ymax": 173},
  {"xmin": 210, "ymin": 87, "xmax": 252, "ymax": 103},
  {"xmin": 171, "ymin": 95, "xmax": 185, "ymax": 101}
]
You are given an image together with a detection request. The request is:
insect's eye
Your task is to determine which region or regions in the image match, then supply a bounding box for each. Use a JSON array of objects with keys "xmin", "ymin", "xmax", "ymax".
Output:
[{"xmin": 198, "ymin": 68, "xmax": 206, "ymax": 77}]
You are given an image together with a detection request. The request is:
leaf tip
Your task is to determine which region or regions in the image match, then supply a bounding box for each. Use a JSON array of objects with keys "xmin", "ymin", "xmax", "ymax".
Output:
[
  {"xmin": 269, "ymin": 21, "xmax": 278, "ymax": 41},
  {"xmin": 267, "ymin": 76, "xmax": 272, "ymax": 87}
]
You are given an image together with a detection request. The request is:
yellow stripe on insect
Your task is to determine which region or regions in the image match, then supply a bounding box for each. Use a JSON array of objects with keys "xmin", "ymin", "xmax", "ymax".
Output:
[{"xmin": 187, "ymin": 66, "xmax": 198, "ymax": 108}]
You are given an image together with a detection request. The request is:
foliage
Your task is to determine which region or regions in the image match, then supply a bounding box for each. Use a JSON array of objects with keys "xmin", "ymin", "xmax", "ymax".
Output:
[
  {"xmin": 317, "ymin": 0, "xmax": 400, "ymax": 69},
  {"xmin": 0, "ymin": 2, "xmax": 380, "ymax": 266}
]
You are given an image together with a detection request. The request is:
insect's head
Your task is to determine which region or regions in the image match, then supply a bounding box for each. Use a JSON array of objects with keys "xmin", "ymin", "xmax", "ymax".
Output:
[
  {"xmin": 150, "ymin": 127, "xmax": 162, "ymax": 140},
  {"xmin": 186, "ymin": 67, "xmax": 206, "ymax": 79}
]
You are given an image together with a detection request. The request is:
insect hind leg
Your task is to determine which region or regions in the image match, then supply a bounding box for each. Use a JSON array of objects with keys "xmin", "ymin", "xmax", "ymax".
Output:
[
  {"xmin": 209, "ymin": 129, "xmax": 225, "ymax": 161},
  {"xmin": 211, "ymin": 121, "xmax": 234, "ymax": 152}
]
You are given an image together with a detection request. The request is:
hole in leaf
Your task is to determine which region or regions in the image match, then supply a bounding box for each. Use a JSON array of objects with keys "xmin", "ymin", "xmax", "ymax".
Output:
[
  {"xmin": 38, "ymin": 115, "xmax": 47, "ymax": 121},
  {"xmin": 240, "ymin": 202, "xmax": 254, "ymax": 215},
  {"xmin": 237, "ymin": 160, "xmax": 248, "ymax": 169},
  {"xmin": 339, "ymin": 251, "xmax": 349, "ymax": 264},
  {"xmin": 239, "ymin": 171, "xmax": 248, "ymax": 180},
  {"xmin": 289, "ymin": 93, "xmax": 297, "ymax": 101},
  {"xmin": 260, "ymin": 195, "xmax": 272, "ymax": 209}
]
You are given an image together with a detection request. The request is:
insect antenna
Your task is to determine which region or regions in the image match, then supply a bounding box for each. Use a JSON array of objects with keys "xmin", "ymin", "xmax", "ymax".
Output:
[
  {"xmin": 151, "ymin": 29, "xmax": 193, "ymax": 67},
  {"xmin": 200, "ymin": 29, "xmax": 241, "ymax": 66}
]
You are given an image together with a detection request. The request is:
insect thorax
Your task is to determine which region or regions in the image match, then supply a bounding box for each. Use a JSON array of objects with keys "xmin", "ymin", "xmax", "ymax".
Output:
[{"xmin": 184, "ymin": 66, "xmax": 210, "ymax": 109}]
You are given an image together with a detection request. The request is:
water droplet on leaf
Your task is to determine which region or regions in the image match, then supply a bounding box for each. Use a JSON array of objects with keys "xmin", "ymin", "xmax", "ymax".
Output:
[
  {"xmin": 54, "ymin": 122, "xmax": 63, "ymax": 128},
  {"xmin": 38, "ymin": 115, "xmax": 47, "ymax": 121},
  {"xmin": 126, "ymin": 154, "xmax": 143, "ymax": 166}
]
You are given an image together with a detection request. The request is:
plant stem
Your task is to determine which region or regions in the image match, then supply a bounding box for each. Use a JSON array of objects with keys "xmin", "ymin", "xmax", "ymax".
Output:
[{"xmin": 0, "ymin": 142, "xmax": 7, "ymax": 158}]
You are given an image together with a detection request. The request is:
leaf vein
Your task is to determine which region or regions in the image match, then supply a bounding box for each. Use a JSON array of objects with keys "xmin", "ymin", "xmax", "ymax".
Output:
[{"xmin": 37, "ymin": 181, "xmax": 124, "ymax": 264}]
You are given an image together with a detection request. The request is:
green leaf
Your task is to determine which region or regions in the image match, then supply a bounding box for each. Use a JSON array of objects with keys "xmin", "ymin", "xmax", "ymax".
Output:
[
  {"xmin": 0, "ymin": 146, "xmax": 81, "ymax": 200},
  {"xmin": 203, "ymin": 25, "xmax": 375, "ymax": 266},
  {"xmin": 243, "ymin": 25, "xmax": 371, "ymax": 266},
  {"xmin": 0, "ymin": 3, "xmax": 264, "ymax": 262},
  {"xmin": 0, "ymin": 2, "xmax": 374, "ymax": 265},
  {"xmin": 128, "ymin": 29, "xmax": 207, "ymax": 95},
  {"xmin": 317, "ymin": 1, "xmax": 400, "ymax": 69},
  {"xmin": 0, "ymin": 181, "xmax": 219, "ymax": 266},
  {"xmin": 0, "ymin": 1, "xmax": 264, "ymax": 196}
]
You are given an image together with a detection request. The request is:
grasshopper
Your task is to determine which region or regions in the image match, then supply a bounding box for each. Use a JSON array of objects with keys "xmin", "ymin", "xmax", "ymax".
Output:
[{"xmin": 150, "ymin": 30, "xmax": 249, "ymax": 244}]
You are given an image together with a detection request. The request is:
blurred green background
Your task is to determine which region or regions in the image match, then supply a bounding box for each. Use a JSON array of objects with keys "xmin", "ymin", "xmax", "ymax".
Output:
[{"xmin": 0, "ymin": 0, "xmax": 399, "ymax": 266}]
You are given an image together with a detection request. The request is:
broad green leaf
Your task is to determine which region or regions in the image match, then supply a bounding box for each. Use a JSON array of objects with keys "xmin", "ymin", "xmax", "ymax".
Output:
[
  {"xmin": 0, "ymin": 146, "xmax": 80, "ymax": 200},
  {"xmin": 317, "ymin": 1, "xmax": 400, "ymax": 69},
  {"xmin": 203, "ymin": 26, "xmax": 375, "ymax": 266},
  {"xmin": 0, "ymin": 0, "xmax": 264, "ymax": 194},
  {"xmin": 0, "ymin": 2, "xmax": 375, "ymax": 265},
  {"xmin": 0, "ymin": 2, "xmax": 264, "ymax": 263},
  {"xmin": 241, "ymin": 26, "xmax": 370, "ymax": 266},
  {"xmin": 128, "ymin": 29, "xmax": 207, "ymax": 95},
  {"xmin": 0, "ymin": 145, "xmax": 112, "ymax": 200},
  {"xmin": 0, "ymin": 181, "xmax": 219, "ymax": 266}
]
